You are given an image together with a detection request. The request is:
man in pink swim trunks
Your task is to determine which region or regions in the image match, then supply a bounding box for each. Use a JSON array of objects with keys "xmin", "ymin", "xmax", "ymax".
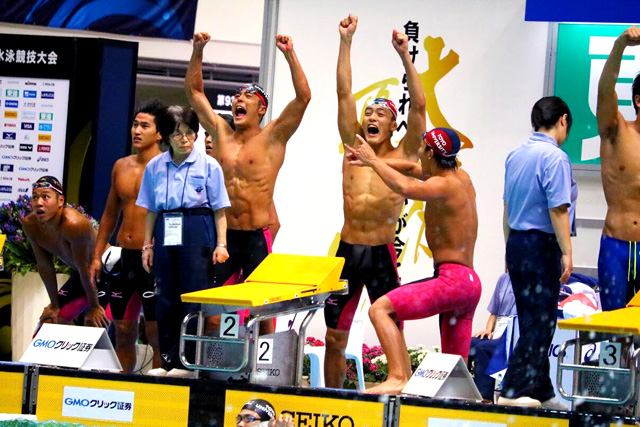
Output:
[{"xmin": 345, "ymin": 127, "xmax": 481, "ymax": 394}]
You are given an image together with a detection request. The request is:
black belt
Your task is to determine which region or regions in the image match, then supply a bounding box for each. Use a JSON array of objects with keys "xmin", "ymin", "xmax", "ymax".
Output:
[{"xmin": 162, "ymin": 207, "xmax": 212, "ymax": 216}]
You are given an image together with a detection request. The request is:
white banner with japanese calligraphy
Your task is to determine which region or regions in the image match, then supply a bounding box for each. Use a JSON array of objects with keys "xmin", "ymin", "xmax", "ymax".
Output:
[
  {"xmin": 268, "ymin": 0, "xmax": 549, "ymax": 346},
  {"xmin": 0, "ymin": 75, "xmax": 69, "ymax": 204}
]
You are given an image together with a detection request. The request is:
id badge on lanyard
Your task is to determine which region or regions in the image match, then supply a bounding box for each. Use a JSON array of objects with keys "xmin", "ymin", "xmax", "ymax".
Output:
[{"xmin": 164, "ymin": 212, "xmax": 183, "ymax": 246}]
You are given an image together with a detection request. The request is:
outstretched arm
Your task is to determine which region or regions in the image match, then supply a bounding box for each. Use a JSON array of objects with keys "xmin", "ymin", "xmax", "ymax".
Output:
[
  {"xmin": 393, "ymin": 30, "xmax": 426, "ymax": 158},
  {"xmin": 597, "ymin": 26, "xmax": 640, "ymax": 137},
  {"xmin": 346, "ymin": 135, "xmax": 445, "ymax": 201},
  {"xmin": 90, "ymin": 165, "xmax": 122, "ymax": 286},
  {"xmin": 337, "ymin": 14, "xmax": 362, "ymax": 147},
  {"xmin": 185, "ymin": 32, "xmax": 226, "ymax": 141},
  {"xmin": 268, "ymin": 35, "xmax": 312, "ymax": 143}
]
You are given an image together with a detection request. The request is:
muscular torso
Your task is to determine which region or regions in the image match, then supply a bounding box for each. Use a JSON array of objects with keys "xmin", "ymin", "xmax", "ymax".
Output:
[
  {"xmin": 423, "ymin": 169, "xmax": 478, "ymax": 268},
  {"xmin": 341, "ymin": 146, "xmax": 407, "ymax": 246},
  {"xmin": 215, "ymin": 129, "xmax": 285, "ymax": 230},
  {"xmin": 601, "ymin": 117, "xmax": 640, "ymax": 241},
  {"xmin": 24, "ymin": 208, "xmax": 96, "ymax": 268},
  {"xmin": 114, "ymin": 156, "xmax": 149, "ymax": 249}
]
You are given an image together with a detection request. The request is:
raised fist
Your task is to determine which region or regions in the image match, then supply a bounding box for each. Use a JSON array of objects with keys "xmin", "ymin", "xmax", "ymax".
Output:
[
  {"xmin": 392, "ymin": 29, "xmax": 409, "ymax": 54},
  {"xmin": 339, "ymin": 14, "xmax": 358, "ymax": 38},
  {"xmin": 276, "ymin": 34, "xmax": 294, "ymax": 52},
  {"xmin": 193, "ymin": 32, "xmax": 211, "ymax": 49}
]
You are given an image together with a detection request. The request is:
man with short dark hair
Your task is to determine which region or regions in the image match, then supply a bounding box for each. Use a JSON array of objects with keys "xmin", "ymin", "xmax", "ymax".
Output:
[
  {"xmin": 597, "ymin": 25, "xmax": 640, "ymax": 310},
  {"xmin": 346, "ymin": 128, "xmax": 481, "ymax": 394},
  {"xmin": 88, "ymin": 99, "xmax": 166, "ymax": 373},
  {"xmin": 22, "ymin": 176, "xmax": 109, "ymax": 329},
  {"xmin": 325, "ymin": 14, "xmax": 426, "ymax": 389},
  {"xmin": 186, "ymin": 32, "xmax": 310, "ymax": 334}
]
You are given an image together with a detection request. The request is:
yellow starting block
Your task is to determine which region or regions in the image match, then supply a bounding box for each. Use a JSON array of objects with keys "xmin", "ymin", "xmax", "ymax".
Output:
[
  {"xmin": 556, "ymin": 292, "xmax": 640, "ymax": 413},
  {"xmin": 178, "ymin": 253, "xmax": 347, "ymax": 386}
]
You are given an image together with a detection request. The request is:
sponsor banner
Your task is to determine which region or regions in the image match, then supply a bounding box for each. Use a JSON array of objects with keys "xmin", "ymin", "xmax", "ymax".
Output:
[
  {"xmin": 37, "ymin": 156, "xmax": 49, "ymax": 162},
  {"xmin": 17, "ymin": 177, "xmax": 30, "ymax": 182},
  {"xmin": 39, "ymin": 112, "xmax": 53, "ymax": 121},
  {"xmin": 62, "ymin": 387, "xmax": 134, "ymax": 423},
  {"xmin": 4, "ymin": 111, "xmax": 17, "ymax": 118},
  {"xmin": 398, "ymin": 404, "xmax": 570, "ymax": 427},
  {"xmin": 0, "ymin": 186, "xmax": 12, "ymax": 193},
  {"xmin": 4, "ymin": 123, "xmax": 16, "ymax": 128},
  {"xmin": 224, "ymin": 390, "xmax": 385, "ymax": 427},
  {"xmin": 5, "ymin": 89, "xmax": 18, "ymax": 97},
  {"xmin": 0, "ymin": 372, "xmax": 24, "ymax": 415},
  {"xmin": 19, "ymin": 144, "xmax": 33, "ymax": 151},
  {"xmin": 37, "ymin": 144, "xmax": 50, "ymax": 152},
  {"xmin": 4, "ymin": 100, "xmax": 18, "ymax": 108},
  {"xmin": 0, "ymin": 164, "xmax": 14, "ymax": 172},
  {"xmin": 23, "ymin": 101, "xmax": 35, "ymax": 108},
  {"xmin": 0, "ymin": 144, "xmax": 15, "ymax": 149},
  {"xmin": 21, "ymin": 122, "xmax": 34, "ymax": 130},
  {"xmin": 41, "ymin": 91, "xmax": 54, "ymax": 99},
  {"xmin": 39, "ymin": 123, "xmax": 52, "ymax": 131},
  {"xmin": 36, "ymin": 375, "xmax": 190, "ymax": 427},
  {"xmin": 2, "ymin": 132, "xmax": 16, "ymax": 140},
  {"xmin": 23, "ymin": 90, "xmax": 36, "ymax": 98},
  {"xmin": 2, "ymin": 155, "xmax": 30, "ymax": 161},
  {"xmin": 38, "ymin": 134, "xmax": 51, "ymax": 142},
  {"xmin": 21, "ymin": 111, "xmax": 35, "ymax": 120}
]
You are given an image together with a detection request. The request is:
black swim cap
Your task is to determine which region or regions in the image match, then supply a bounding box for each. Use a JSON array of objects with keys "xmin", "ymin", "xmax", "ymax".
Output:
[
  {"xmin": 241, "ymin": 399, "xmax": 275, "ymax": 421},
  {"xmin": 32, "ymin": 175, "xmax": 63, "ymax": 195}
]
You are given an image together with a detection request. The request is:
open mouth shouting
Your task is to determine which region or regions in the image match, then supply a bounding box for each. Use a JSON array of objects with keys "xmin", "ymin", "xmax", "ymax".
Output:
[
  {"xmin": 235, "ymin": 105, "xmax": 247, "ymax": 119},
  {"xmin": 366, "ymin": 124, "xmax": 380, "ymax": 138}
]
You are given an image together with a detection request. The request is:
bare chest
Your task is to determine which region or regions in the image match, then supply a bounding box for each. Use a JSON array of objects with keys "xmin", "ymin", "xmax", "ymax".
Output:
[{"xmin": 114, "ymin": 167, "xmax": 144, "ymax": 203}]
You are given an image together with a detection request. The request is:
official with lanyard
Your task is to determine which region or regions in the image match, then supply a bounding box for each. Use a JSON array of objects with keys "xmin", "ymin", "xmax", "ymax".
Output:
[{"xmin": 136, "ymin": 105, "xmax": 230, "ymax": 377}]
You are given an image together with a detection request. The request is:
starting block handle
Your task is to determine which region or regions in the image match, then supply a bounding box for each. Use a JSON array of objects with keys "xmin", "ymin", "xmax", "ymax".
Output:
[
  {"xmin": 557, "ymin": 338, "xmax": 640, "ymax": 405},
  {"xmin": 179, "ymin": 311, "xmax": 251, "ymax": 373}
]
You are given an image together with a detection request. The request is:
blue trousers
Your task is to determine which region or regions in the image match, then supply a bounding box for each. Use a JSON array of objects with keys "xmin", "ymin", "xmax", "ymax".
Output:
[
  {"xmin": 469, "ymin": 337, "xmax": 500, "ymax": 400},
  {"xmin": 153, "ymin": 212, "xmax": 216, "ymax": 370},
  {"xmin": 501, "ymin": 229, "xmax": 561, "ymax": 402}
]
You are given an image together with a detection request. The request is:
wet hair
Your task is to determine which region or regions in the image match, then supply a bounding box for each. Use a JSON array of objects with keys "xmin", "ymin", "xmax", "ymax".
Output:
[
  {"xmin": 426, "ymin": 146, "xmax": 458, "ymax": 170},
  {"xmin": 156, "ymin": 105, "xmax": 200, "ymax": 147},
  {"xmin": 134, "ymin": 98, "xmax": 167, "ymax": 126},
  {"xmin": 530, "ymin": 96, "xmax": 572, "ymax": 134},
  {"xmin": 633, "ymin": 73, "xmax": 640, "ymax": 114}
]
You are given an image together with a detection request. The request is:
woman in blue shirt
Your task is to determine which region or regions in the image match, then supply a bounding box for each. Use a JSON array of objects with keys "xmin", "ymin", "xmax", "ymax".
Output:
[
  {"xmin": 136, "ymin": 105, "xmax": 230, "ymax": 378},
  {"xmin": 499, "ymin": 96, "xmax": 576, "ymax": 409}
]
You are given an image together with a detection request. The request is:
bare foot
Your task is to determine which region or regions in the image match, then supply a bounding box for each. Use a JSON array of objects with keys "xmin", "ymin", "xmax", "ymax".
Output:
[{"xmin": 363, "ymin": 378, "xmax": 408, "ymax": 395}]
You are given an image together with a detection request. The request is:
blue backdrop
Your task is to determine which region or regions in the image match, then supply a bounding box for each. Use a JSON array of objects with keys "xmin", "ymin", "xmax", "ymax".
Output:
[{"xmin": 0, "ymin": 0, "xmax": 198, "ymax": 40}]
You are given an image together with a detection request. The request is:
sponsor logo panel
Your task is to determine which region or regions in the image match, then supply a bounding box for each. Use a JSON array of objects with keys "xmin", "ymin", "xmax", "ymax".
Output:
[
  {"xmin": 21, "ymin": 123, "xmax": 34, "ymax": 130},
  {"xmin": 0, "ymin": 186, "xmax": 12, "ymax": 193},
  {"xmin": 4, "ymin": 111, "xmax": 17, "ymax": 119},
  {"xmin": 22, "ymin": 112, "xmax": 36, "ymax": 120},
  {"xmin": 37, "ymin": 145, "xmax": 51, "ymax": 153},
  {"xmin": 4, "ymin": 100, "xmax": 18, "ymax": 108},
  {"xmin": 41, "ymin": 91, "xmax": 55, "ymax": 99},
  {"xmin": 0, "ymin": 164, "xmax": 14, "ymax": 172},
  {"xmin": 39, "ymin": 123, "xmax": 52, "ymax": 132},
  {"xmin": 20, "ymin": 144, "xmax": 33, "ymax": 152},
  {"xmin": 23, "ymin": 90, "xmax": 37, "ymax": 98},
  {"xmin": 38, "ymin": 134, "xmax": 51, "ymax": 142},
  {"xmin": 39, "ymin": 112, "xmax": 53, "ymax": 121},
  {"xmin": 2, "ymin": 132, "xmax": 16, "ymax": 140},
  {"xmin": 5, "ymin": 89, "xmax": 19, "ymax": 98}
]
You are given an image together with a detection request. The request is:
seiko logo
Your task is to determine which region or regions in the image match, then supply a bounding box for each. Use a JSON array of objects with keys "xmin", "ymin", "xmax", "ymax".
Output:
[
  {"xmin": 41, "ymin": 91, "xmax": 55, "ymax": 99},
  {"xmin": 37, "ymin": 156, "xmax": 49, "ymax": 162},
  {"xmin": 23, "ymin": 90, "xmax": 37, "ymax": 98},
  {"xmin": 37, "ymin": 145, "xmax": 51, "ymax": 153},
  {"xmin": 20, "ymin": 144, "xmax": 33, "ymax": 152},
  {"xmin": 2, "ymin": 132, "xmax": 16, "ymax": 140}
]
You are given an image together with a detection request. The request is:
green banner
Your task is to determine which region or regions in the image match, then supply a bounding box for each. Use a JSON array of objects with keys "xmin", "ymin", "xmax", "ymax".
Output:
[{"xmin": 555, "ymin": 23, "xmax": 638, "ymax": 165}]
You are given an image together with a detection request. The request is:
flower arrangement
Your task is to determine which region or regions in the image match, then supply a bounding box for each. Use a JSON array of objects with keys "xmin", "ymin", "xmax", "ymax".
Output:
[
  {"xmin": 0, "ymin": 195, "xmax": 98, "ymax": 276},
  {"xmin": 303, "ymin": 337, "xmax": 434, "ymax": 388}
]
